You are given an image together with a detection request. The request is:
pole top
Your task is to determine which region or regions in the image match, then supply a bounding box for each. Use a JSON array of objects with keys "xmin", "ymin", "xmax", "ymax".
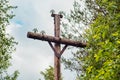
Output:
[{"xmin": 51, "ymin": 13, "xmax": 63, "ymax": 18}]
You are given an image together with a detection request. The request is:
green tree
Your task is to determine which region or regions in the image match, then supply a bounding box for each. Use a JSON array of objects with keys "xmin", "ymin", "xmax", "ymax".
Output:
[
  {"xmin": 61, "ymin": 0, "xmax": 120, "ymax": 80},
  {"xmin": 40, "ymin": 66, "xmax": 54, "ymax": 80},
  {"xmin": 61, "ymin": 0, "xmax": 96, "ymax": 78},
  {"xmin": 83, "ymin": 0, "xmax": 120, "ymax": 80},
  {"xmin": 40, "ymin": 66, "xmax": 62, "ymax": 80},
  {"xmin": 0, "ymin": 0, "xmax": 19, "ymax": 80}
]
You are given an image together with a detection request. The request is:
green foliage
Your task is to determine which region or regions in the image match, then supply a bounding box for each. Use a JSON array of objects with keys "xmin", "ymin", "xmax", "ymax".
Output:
[
  {"xmin": 61, "ymin": 0, "xmax": 94, "ymax": 78},
  {"xmin": 0, "ymin": 0, "xmax": 19, "ymax": 79},
  {"xmin": 40, "ymin": 66, "xmax": 62, "ymax": 80},
  {"xmin": 83, "ymin": 0, "xmax": 120, "ymax": 80},
  {"xmin": 61, "ymin": 0, "xmax": 120, "ymax": 80},
  {"xmin": 3, "ymin": 71, "xmax": 19, "ymax": 80},
  {"xmin": 40, "ymin": 66, "xmax": 54, "ymax": 80}
]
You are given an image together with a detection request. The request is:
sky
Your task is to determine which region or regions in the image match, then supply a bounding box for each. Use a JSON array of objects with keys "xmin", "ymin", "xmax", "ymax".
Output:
[{"xmin": 6, "ymin": 0, "xmax": 79, "ymax": 80}]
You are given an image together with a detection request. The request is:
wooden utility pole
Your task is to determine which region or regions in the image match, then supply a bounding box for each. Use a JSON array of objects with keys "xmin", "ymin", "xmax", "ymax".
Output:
[
  {"xmin": 27, "ymin": 13, "xmax": 86, "ymax": 80},
  {"xmin": 53, "ymin": 13, "xmax": 61, "ymax": 80}
]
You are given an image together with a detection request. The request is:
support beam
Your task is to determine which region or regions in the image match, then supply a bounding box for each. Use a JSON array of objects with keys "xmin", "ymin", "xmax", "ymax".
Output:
[
  {"xmin": 60, "ymin": 45, "xmax": 68, "ymax": 56},
  {"xmin": 48, "ymin": 42, "xmax": 60, "ymax": 58},
  {"xmin": 27, "ymin": 32, "xmax": 87, "ymax": 47}
]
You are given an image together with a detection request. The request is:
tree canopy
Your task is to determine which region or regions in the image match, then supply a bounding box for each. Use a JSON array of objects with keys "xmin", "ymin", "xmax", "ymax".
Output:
[
  {"xmin": 40, "ymin": 66, "xmax": 63, "ymax": 80},
  {"xmin": 0, "ymin": 0, "xmax": 19, "ymax": 80},
  {"xmin": 61, "ymin": 0, "xmax": 120, "ymax": 80},
  {"xmin": 40, "ymin": 66, "xmax": 62, "ymax": 80},
  {"xmin": 40, "ymin": 66, "xmax": 54, "ymax": 80},
  {"xmin": 84, "ymin": 0, "xmax": 120, "ymax": 79}
]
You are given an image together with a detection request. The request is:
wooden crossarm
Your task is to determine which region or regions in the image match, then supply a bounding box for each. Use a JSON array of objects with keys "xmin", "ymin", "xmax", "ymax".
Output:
[{"xmin": 27, "ymin": 32, "xmax": 87, "ymax": 47}]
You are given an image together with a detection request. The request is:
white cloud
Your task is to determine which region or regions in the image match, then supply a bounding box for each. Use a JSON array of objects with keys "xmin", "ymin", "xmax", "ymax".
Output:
[
  {"xmin": 9, "ymin": 42, "xmax": 54, "ymax": 80},
  {"xmin": 6, "ymin": 22, "xmax": 22, "ymax": 34}
]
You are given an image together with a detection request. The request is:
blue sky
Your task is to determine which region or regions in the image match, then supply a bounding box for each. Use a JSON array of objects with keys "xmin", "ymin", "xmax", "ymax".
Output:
[{"xmin": 7, "ymin": 0, "xmax": 79, "ymax": 80}]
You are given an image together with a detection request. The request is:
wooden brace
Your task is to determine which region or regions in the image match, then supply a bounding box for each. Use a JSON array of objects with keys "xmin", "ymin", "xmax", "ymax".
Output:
[{"xmin": 48, "ymin": 41, "xmax": 67, "ymax": 58}]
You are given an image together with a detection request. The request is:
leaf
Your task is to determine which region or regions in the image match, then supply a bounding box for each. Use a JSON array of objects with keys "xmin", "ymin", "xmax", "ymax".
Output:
[
  {"xmin": 87, "ymin": 66, "xmax": 93, "ymax": 73},
  {"xmin": 112, "ymin": 32, "xmax": 118, "ymax": 36},
  {"xmin": 92, "ymin": 34, "xmax": 98, "ymax": 39},
  {"xmin": 116, "ymin": 40, "xmax": 120, "ymax": 44}
]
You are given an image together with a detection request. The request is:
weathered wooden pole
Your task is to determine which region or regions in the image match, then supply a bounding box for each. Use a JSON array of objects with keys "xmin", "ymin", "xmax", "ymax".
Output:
[
  {"xmin": 27, "ymin": 13, "xmax": 87, "ymax": 80},
  {"xmin": 52, "ymin": 13, "xmax": 62, "ymax": 80}
]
